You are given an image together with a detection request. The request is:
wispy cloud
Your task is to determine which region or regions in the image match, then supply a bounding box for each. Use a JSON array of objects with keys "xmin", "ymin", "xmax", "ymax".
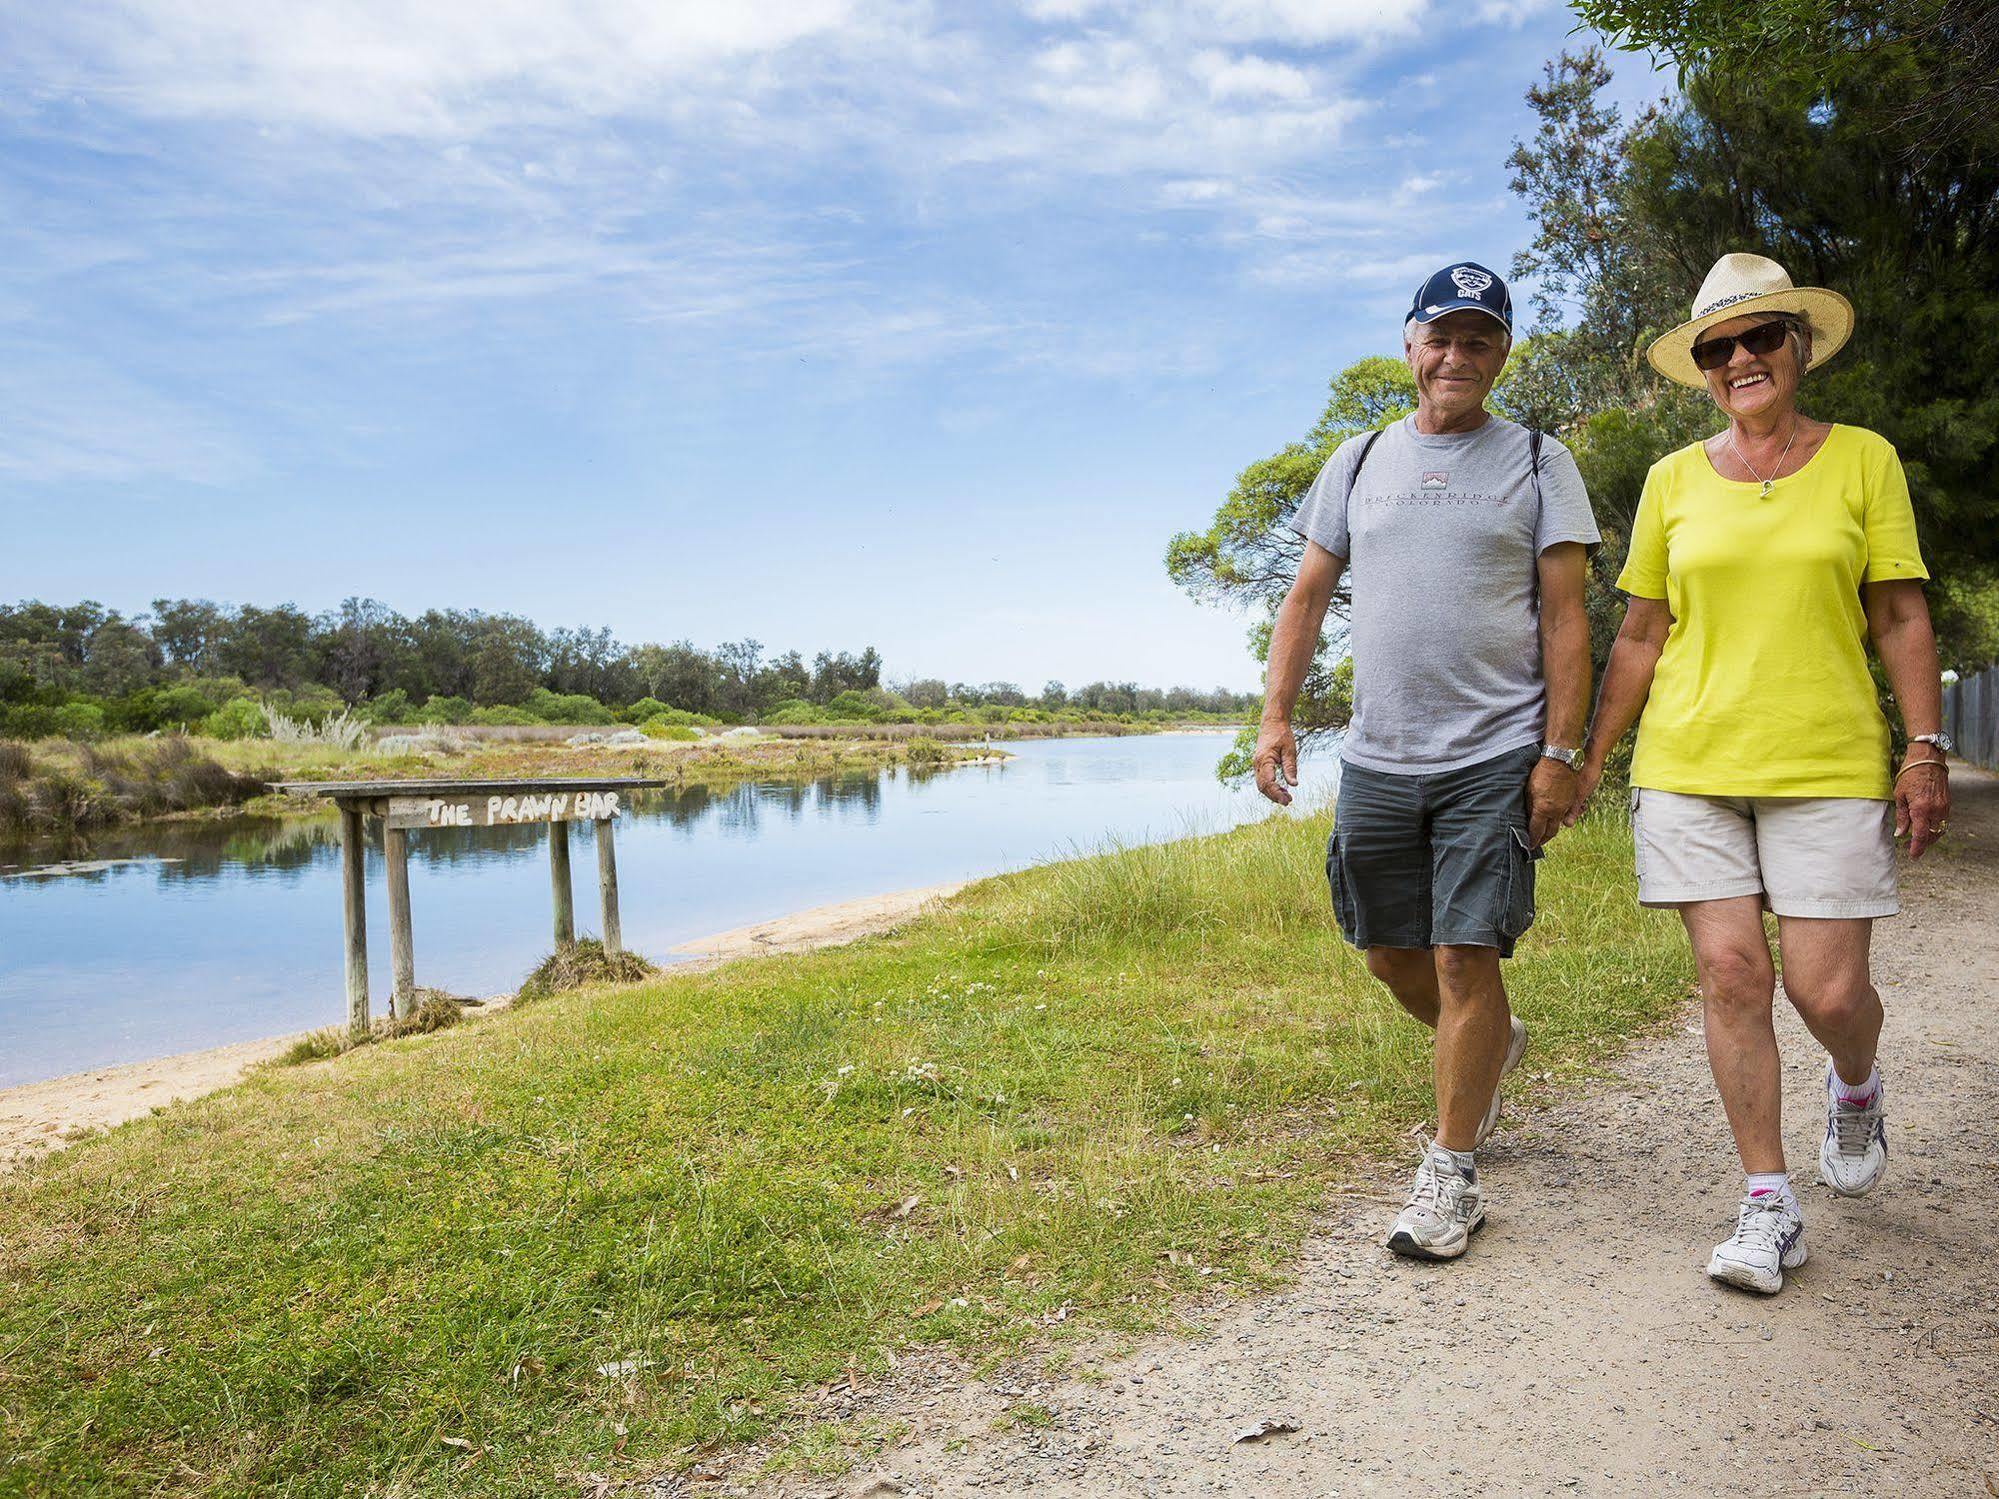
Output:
[{"xmin": 0, "ymin": 0, "xmax": 1570, "ymax": 483}]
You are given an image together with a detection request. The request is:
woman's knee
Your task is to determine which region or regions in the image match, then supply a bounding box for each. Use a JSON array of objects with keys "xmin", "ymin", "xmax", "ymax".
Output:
[{"xmin": 1784, "ymin": 970, "xmax": 1877, "ymax": 1032}]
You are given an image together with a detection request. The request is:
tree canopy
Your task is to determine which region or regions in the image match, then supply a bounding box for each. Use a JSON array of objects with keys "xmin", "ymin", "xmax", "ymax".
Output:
[{"xmin": 1169, "ymin": 22, "xmax": 1999, "ymax": 740}]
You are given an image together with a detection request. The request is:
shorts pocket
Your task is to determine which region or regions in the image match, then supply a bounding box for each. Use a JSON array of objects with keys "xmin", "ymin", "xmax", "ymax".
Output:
[
  {"xmin": 1502, "ymin": 825, "xmax": 1537, "ymax": 940},
  {"xmin": 1325, "ymin": 831, "xmax": 1361, "ymax": 945}
]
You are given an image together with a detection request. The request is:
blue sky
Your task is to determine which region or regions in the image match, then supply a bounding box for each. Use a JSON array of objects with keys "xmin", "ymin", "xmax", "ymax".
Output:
[{"xmin": 2, "ymin": 1, "xmax": 1667, "ymax": 692}]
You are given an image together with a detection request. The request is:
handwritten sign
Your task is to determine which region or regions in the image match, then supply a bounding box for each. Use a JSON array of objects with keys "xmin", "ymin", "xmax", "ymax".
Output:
[{"xmin": 385, "ymin": 790, "xmax": 621, "ymax": 830}]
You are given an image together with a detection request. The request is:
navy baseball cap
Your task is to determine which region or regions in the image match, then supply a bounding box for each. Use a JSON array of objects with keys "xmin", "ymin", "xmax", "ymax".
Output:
[{"xmin": 1407, "ymin": 261, "xmax": 1513, "ymax": 334}]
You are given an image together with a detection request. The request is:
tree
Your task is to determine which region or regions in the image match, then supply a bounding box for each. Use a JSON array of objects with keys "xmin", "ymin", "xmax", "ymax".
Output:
[
  {"xmin": 1503, "ymin": 49, "xmax": 1678, "ymax": 421},
  {"xmin": 1501, "ymin": 32, "xmax": 1999, "ymax": 669},
  {"xmin": 1571, "ymin": 0, "xmax": 1996, "ymax": 165},
  {"xmin": 149, "ymin": 598, "xmax": 227, "ymax": 672},
  {"xmin": 714, "ymin": 639, "xmax": 763, "ymax": 719},
  {"xmin": 217, "ymin": 604, "xmax": 314, "ymax": 689},
  {"xmin": 631, "ymin": 640, "xmax": 719, "ymax": 712},
  {"xmin": 315, "ymin": 597, "xmax": 409, "ymax": 704}
]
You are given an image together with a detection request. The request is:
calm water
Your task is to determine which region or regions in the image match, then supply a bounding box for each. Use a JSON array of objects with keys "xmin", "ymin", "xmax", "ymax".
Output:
[{"xmin": 0, "ymin": 733, "xmax": 1332, "ymax": 1087}]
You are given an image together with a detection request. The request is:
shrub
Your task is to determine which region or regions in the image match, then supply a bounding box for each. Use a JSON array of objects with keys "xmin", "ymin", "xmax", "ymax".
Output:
[
  {"xmin": 51, "ymin": 703, "xmax": 106, "ymax": 741},
  {"xmin": 618, "ymin": 697, "xmax": 672, "ymax": 723},
  {"xmin": 906, "ymin": 736, "xmax": 948, "ymax": 765},
  {"xmin": 202, "ymin": 697, "xmax": 267, "ymax": 740},
  {"xmin": 761, "ymin": 700, "xmax": 821, "ymax": 725},
  {"xmin": 469, "ymin": 705, "xmax": 537, "ymax": 726},
  {"xmin": 0, "ymin": 741, "xmax": 31, "ymax": 781},
  {"xmin": 359, "ymin": 689, "xmax": 414, "ymax": 725},
  {"xmin": 415, "ymin": 695, "xmax": 473, "ymax": 725},
  {"xmin": 155, "ymin": 686, "xmax": 218, "ymax": 728},
  {"xmin": 644, "ymin": 707, "xmax": 718, "ymax": 728},
  {"xmin": 266, "ymin": 706, "xmax": 369, "ymax": 749},
  {"xmin": 264, "ymin": 686, "xmax": 345, "ymax": 725},
  {"xmin": 0, "ymin": 705, "xmax": 59, "ymax": 740},
  {"xmin": 641, "ymin": 722, "xmax": 700, "ymax": 741},
  {"xmin": 826, "ymin": 690, "xmax": 882, "ymax": 720},
  {"xmin": 522, "ymin": 689, "xmax": 616, "ymax": 726}
]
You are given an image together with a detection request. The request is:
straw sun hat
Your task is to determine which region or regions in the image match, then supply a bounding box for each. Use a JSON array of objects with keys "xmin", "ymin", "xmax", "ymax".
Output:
[{"xmin": 1646, "ymin": 252, "xmax": 1854, "ymax": 388}]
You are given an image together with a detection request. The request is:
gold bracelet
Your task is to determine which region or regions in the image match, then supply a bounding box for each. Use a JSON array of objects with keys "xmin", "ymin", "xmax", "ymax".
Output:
[{"xmin": 1893, "ymin": 758, "xmax": 1948, "ymax": 785}]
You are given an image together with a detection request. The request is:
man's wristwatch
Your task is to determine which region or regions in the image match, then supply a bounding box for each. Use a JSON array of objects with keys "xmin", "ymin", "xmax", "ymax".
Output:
[
  {"xmin": 1540, "ymin": 744, "xmax": 1585, "ymax": 771},
  {"xmin": 1910, "ymin": 731, "xmax": 1953, "ymax": 756}
]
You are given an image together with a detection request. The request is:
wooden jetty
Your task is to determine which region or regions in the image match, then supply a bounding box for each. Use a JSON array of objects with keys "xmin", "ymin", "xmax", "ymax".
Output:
[{"xmin": 270, "ymin": 777, "xmax": 666, "ymax": 1036}]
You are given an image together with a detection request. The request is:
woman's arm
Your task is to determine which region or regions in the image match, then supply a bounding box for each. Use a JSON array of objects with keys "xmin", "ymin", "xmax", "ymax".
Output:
[
  {"xmin": 1864, "ymin": 578, "xmax": 1951, "ymax": 858},
  {"xmin": 1565, "ymin": 596, "xmax": 1672, "ymax": 825}
]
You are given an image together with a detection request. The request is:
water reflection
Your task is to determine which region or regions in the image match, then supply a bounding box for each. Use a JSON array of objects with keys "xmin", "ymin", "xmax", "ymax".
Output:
[{"xmin": 0, "ymin": 735, "xmax": 1326, "ymax": 1087}]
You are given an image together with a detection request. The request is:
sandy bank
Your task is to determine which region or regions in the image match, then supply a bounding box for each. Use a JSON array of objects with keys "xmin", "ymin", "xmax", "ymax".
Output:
[{"xmin": 0, "ymin": 880, "xmax": 966, "ymax": 1171}]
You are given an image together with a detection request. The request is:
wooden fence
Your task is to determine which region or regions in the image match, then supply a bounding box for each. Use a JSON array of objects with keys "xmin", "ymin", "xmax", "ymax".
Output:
[{"xmin": 1944, "ymin": 664, "xmax": 1999, "ymax": 770}]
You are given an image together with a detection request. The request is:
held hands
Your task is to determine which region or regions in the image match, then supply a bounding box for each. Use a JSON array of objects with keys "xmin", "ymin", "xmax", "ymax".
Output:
[
  {"xmin": 1562, "ymin": 755, "xmax": 1603, "ymax": 829},
  {"xmin": 1895, "ymin": 752, "xmax": 1950, "ymax": 859},
  {"xmin": 1527, "ymin": 757, "xmax": 1579, "ymax": 849},
  {"xmin": 1254, "ymin": 721, "xmax": 1300, "ymax": 806}
]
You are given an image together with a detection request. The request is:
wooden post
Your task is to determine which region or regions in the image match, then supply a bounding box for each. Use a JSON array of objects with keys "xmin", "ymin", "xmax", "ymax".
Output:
[
  {"xmin": 340, "ymin": 803, "xmax": 369, "ymax": 1037},
  {"xmin": 384, "ymin": 824, "xmax": 416, "ymax": 1019},
  {"xmin": 596, "ymin": 815, "xmax": 622, "ymax": 957},
  {"xmin": 549, "ymin": 819, "xmax": 575, "ymax": 949}
]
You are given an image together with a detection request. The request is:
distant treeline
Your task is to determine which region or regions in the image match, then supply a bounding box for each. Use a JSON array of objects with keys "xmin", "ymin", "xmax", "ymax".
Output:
[{"xmin": 0, "ymin": 598, "xmax": 1258, "ymax": 739}]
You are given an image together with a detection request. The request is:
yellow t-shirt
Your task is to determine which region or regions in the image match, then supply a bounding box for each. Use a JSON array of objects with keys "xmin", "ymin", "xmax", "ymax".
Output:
[{"xmin": 1615, "ymin": 424, "xmax": 1928, "ymax": 799}]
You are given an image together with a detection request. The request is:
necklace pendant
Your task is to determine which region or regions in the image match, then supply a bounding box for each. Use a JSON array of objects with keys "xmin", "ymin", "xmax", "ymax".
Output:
[{"xmin": 1760, "ymin": 479, "xmax": 1773, "ymax": 498}]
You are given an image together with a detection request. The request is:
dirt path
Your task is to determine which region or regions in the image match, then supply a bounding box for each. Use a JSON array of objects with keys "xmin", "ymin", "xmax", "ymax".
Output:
[
  {"xmin": 747, "ymin": 771, "xmax": 1999, "ymax": 1498},
  {"xmin": 0, "ymin": 882, "xmax": 965, "ymax": 1170}
]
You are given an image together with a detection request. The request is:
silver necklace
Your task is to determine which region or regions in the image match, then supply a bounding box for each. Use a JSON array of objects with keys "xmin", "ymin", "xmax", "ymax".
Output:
[{"xmin": 1726, "ymin": 418, "xmax": 1799, "ymax": 498}]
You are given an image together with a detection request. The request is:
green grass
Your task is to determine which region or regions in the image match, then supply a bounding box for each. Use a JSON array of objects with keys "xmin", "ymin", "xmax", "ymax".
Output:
[{"xmin": 0, "ymin": 806, "xmax": 1687, "ymax": 1497}]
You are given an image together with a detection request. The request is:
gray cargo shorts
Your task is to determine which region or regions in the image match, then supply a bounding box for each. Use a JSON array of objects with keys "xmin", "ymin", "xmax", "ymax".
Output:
[{"xmin": 1326, "ymin": 742, "xmax": 1544, "ymax": 958}]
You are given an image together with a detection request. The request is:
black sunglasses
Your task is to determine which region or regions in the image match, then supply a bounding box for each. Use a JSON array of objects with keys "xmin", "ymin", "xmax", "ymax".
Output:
[{"xmin": 1691, "ymin": 318, "xmax": 1799, "ymax": 372}]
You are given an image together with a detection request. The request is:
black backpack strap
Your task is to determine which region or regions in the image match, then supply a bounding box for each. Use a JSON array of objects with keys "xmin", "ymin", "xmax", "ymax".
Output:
[
  {"xmin": 1345, "ymin": 427, "xmax": 1385, "ymax": 501},
  {"xmin": 1528, "ymin": 427, "xmax": 1544, "ymax": 508}
]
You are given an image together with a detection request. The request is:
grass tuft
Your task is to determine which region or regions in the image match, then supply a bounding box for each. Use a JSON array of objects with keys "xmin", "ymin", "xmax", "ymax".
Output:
[
  {"xmin": 272, "ymin": 989, "xmax": 479, "ymax": 1066},
  {"xmin": 517, "ymin": 939, "xmax": 662, "ymax": 1001}
]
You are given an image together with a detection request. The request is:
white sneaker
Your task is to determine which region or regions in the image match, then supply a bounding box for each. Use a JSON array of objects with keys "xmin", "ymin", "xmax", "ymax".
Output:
[
  {"xmin": 1387, "ymin": 1153, "xmax": 1486, "ymax": 1261},
  {"xmin": 1818, "ymin": 1067, "xmax": 1887, "ymax": 1197},
  {"xmin": 1474, "ymin": 1016, "xmax": 1529, "ymax": 1147},
  {"xmin": 1706, "ymin": 1194, "xmax": 1807, "ymax": 1295}
]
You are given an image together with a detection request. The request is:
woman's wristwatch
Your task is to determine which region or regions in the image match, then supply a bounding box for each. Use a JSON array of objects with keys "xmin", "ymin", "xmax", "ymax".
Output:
[{"xmin": 1909, "ymin": 731, "xmax": 1953, "ymax": 757}]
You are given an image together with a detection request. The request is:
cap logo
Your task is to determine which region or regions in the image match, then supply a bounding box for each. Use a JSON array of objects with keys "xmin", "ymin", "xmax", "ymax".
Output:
[{"xmin": 1449, "ymin": 265, "xmax": 1493, "ymax": 298}]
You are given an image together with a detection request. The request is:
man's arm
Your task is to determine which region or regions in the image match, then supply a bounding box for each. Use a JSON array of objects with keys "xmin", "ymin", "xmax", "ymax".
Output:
[
  {"xmin": 1864, "ymin": 578, "xmax": 1951, "ymax": 859},
  {"xmin": 1527, "ymin": 541, "xmax": 1590, "ymax": 847},
  {"xmin": 1254, "ymin": 540, "xmax": 1345, "ymax": 806}
]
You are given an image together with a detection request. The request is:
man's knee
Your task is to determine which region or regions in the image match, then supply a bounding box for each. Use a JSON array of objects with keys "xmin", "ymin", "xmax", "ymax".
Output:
[
  {"xmin": 1433, "ymin": 943, "xmax": 1503, "ymax": 999},
  {"xmin": 1699, "ymin": 945, "xmax": 1775, "ymax": 1019},
  {"xmin": 1364, "ymin": 946, "xmax": 1428, "ymax": 986}
]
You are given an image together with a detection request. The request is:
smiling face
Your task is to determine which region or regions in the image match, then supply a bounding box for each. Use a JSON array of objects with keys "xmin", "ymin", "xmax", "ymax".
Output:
[
  {"xmin": 1698, "ymin": 312, "xmax": 1808, "ymax": 423},
  {"xmin": 1404, "ymin": 310, "xmax": 1509, "ymax": 424}
]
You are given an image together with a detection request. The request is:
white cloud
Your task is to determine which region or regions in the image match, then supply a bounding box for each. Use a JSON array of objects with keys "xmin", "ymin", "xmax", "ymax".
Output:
[
  {"xmin": 20, "ymin": 0, "xmax": 862, "ymax": 136},
  {"xmin": 1191, "ymin": 50, "xmax": 1315, "ymax": 101}
]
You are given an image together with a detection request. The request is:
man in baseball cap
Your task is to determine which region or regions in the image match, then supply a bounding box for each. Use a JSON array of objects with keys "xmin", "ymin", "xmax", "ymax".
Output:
[{"xmin": 1252, "ymin": 259, "xmax": 1599, "ymax": 1262}]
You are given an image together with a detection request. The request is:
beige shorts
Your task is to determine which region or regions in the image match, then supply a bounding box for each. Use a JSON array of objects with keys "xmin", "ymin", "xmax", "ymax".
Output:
[{"xmin": 1631, "ymin": 788, "xmax": 1898, "ymax": 918}]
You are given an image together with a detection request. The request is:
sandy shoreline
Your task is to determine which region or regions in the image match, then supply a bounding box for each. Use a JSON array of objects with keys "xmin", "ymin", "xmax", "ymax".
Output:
[{"xmin": 0, "ymin": 880, "xmax": 966, "ymax": 1171}]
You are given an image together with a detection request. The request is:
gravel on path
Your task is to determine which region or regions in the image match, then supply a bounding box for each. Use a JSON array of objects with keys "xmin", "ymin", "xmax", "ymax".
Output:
[{"xmin": 729, "ymin": 770, "xmax": 1999, "ymax": 1499}]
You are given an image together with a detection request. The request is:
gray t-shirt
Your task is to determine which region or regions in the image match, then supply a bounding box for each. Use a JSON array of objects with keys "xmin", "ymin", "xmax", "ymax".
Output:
[{"xmin": 1290, "ymin": 413, "xmax": 1600, "ymax": 775}]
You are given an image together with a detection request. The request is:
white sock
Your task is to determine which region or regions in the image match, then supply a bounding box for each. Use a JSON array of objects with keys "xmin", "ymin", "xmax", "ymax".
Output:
[
  {"xmin": 1745, "ymin": 1171, "xmax": 1795, "ymax": 1212},
  {"xmin": 1832, "ymin": 1064, "xmax": 1881, "ymax": 1106},
  {"xmin": 1429, "ymin": 1140, "xmax": 1476, "ymax": 1179}
]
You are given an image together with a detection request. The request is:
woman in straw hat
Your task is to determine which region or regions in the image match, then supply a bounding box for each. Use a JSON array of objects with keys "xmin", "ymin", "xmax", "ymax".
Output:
[{"xmin": 1570, "ymin": 252, "xmax": 1952, "ymax": 1296}]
